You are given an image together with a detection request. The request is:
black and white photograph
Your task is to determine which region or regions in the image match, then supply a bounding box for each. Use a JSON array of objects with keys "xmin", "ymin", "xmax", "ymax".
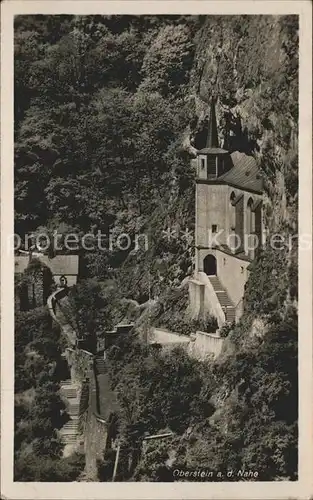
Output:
[{"xmin": 1, "ymin": 0, "xmax": 312, "ymax": 498}]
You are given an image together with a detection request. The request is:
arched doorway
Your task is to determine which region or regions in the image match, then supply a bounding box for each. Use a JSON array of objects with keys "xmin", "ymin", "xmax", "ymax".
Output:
[{"xmin": 203, "ymin": 254, "xmax": 217, "ymax": 276}]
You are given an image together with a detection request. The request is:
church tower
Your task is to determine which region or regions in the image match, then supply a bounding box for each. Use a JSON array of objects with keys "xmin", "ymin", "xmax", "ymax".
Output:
[
  {"xmin": 195, "ymin": 99, "xmax": 232, "ymax": 273},
  {"xmin": 190, "ymin": 97, "xmax": 263, "ymax": 326}
]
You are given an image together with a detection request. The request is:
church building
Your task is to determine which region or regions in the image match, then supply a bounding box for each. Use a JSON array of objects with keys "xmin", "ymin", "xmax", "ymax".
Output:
[{"xmin": 189, "ymin": 99, "xmax": 263, "ymax": 326}]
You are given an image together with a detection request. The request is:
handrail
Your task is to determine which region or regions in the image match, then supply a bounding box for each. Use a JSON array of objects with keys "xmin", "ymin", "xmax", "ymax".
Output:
[
  {"xmin": 47, "ymin": 288, "xmax": 109, "ymax": 425},
  {"xmin": 234, "ymin": 297, "xmax": 244, "ymax": 322}
]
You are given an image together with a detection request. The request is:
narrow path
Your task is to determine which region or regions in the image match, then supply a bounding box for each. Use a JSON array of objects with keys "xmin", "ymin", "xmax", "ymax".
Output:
[{"xmin": 47, "ymin": 287, "xmax": 108, "ymax": 480}]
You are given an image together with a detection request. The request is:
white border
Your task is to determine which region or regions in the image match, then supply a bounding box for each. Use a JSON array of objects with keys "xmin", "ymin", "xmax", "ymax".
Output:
[{"xmin": 1, "ymin": 1, "xmax": 312, "ymax": 499}]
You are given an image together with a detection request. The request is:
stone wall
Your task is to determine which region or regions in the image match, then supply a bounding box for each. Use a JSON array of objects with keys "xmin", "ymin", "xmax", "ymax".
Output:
[
  {"xmin": 149, "ymin": 328, "xmax": 190, "ymax": 350},
  {"xmin": 15, "ymin": 262, "xmax": 54, "ymax": 311},
  {"xmin": 195, "ymin": 183, "xmax": 263, "ymax": 273},
  {"xmin": 148, "ymin": 327, "xmax": 224, "ymax": 360},
  {"xmin": 187, "ymin": 278, "xmax": 205, "ymax": 319},
  {"xmin": 196, "ymin": 183, "xmax": 229, "ymax": 251},
  {"xmin": 188, "ymin": 331, "xmax": 224, "ymax": 360},
  {"xmin": 190, "ymin": 272, "xmax": 226, "ymax": 326}
]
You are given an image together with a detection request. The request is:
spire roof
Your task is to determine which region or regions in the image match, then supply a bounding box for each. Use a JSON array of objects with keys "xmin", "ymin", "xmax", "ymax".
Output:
[{"xmin": 205, "ymin": 98, "xmax": 219, "ymax": 148}]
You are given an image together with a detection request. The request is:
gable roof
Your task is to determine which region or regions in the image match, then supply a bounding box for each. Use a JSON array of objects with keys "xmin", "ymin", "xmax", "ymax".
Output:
[
  {"xmin": 39, "ymin": 255, "xmax": 79, "ymax": 275},
  {"xmin": 198, "ymin": 147, "xmax": 228, "ymax": 155},
  {"xmin": 14, "ymin": 254, "xmax": 79, "ymax": 276},
  {"xmin": 219, "ymin": 151, "xmax": 263, "ymax": 193},
  {"xmin": 15, "ymin": 257, "xmax": 30, "ymax": 274}
]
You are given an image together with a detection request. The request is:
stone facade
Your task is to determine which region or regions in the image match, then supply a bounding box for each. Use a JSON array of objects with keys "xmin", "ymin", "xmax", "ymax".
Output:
[
  {"xmin": 195, "ymin": 183, "xmax": 263, "ymax": 271},
  {"xmin": 15, "ymin": 254, "xmax": 79, "ymax": 312},
  {"xmin": 15, "ymin": 259, "xmax": 54, "ymax": 311},
  {"xmin": 196, "ymin": 248, "xmax": 250, "ymax": 310}
]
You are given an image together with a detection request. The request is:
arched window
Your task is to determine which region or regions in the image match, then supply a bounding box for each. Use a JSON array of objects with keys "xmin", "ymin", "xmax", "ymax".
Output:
[
  {"xmin": 246, "ymin": 198, "xmax": 255, "ymax": 259},
  {"xmin": 247, "ymin": 197, "xmax": 255, "ymax": 235}
]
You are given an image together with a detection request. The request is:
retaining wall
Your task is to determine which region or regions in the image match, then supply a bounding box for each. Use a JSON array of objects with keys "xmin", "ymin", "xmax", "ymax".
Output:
[
  {"xmin": 149, "ymin": 327, "xmax": 224, "ymax": 359},
  {"xmin": 188, "ymin": 331, "xmax": 224, "ymax": 360}
]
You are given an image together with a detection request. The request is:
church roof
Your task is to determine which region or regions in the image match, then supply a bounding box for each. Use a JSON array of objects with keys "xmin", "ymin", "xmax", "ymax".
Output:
[
  {"xmin": 219, "ymin": 151, "xmax": 263, "ymax": 193},
  {"xmin": 15, "ymin": 254, "xmax": 79, "ymax": 276},
  {"xmin": 195, "ymin": 97, "xmax": 263, "ymax": 193},
  {"xmin": 205, "ymin": 98, "xmax": 219, "ymax": 148}
]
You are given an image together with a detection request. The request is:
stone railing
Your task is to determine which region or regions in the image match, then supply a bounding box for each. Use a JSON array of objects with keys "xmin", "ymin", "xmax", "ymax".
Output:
[{"xmin": 196, "ymin": 272, "xmax": 226, "ymax": 326}]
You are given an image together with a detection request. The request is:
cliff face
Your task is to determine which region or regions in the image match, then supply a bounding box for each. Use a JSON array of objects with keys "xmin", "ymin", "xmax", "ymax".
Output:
[
  {"xmin": 184, "ymin": 15, "xmax": 298, "ymax": 323},
  {"xmin": 172, "ymin": 17, "xmax": 298, "ymax": 479},
  {"xmin": 186, "ymin": 15, "xmax": 298, "ymax": 228}
]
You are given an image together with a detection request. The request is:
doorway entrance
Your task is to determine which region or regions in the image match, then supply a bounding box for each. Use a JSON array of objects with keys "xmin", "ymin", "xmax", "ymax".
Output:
[{"xmin": 203, "ymin": 254, "xmax": 217, "ymax": 276}]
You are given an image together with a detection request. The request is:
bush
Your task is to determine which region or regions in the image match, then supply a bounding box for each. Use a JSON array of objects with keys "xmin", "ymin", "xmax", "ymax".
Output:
[
  {"xmin": 14, "ymin": 451, "xmax": 85, "ymax": 481},
  {"xmin": 219, "ymin": 322, "xmax": 234, "ymax": 338}
]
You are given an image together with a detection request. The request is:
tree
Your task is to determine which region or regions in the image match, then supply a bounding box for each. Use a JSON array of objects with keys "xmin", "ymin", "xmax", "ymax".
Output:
[
  {"xmin": 66, "ymin": 279, "xmax": 114, "ymax": 351},
  {"xmin": 140, "ymin": 24, "xmax": 195, "ymax": 96}
]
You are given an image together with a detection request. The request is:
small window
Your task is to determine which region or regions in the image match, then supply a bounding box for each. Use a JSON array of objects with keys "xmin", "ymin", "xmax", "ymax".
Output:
[
  {"xmin": 223, "ymin": 258, "xmax": 226, "ymax": 265},
  {"xmin": 201, "ymin": 158, "xmax": 205, "ymax": 169},
  {"xmin": 212, "ymin": 224, "xmax": 218, "ymax": 233},
  {"xmin": 240, "ymin": 266, "xmax": 244, "ymax": 274}
]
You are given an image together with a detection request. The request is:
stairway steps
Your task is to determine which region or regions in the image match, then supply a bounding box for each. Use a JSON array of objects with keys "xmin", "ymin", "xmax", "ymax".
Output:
[
  {"xmin": 61, "ymin": 421, "xmax": 78, "ymax": 427},
  {"xmin": 69, "ymin": 410, "xmax": 80, "ymax": 417},
  {"xmin": 61, "ymin": 389, "xmax": 77, "ymax": 398},
  {"xmin": 225, "ymin": 309, "xmax": 236, "ymax": 322},
  {"xmin": 215, "ymin": 293, "xmax": 233, "ymax": 306},
  {"xmin": 208, "ymin": 276, "xmax": 236, "ymax": 323},
  {"xmin": 69, "ymin": 404, "xmax": 80, "ymax": 411},
  {"xmin": 62, "ymin": 436, "xmax": 78, "ymax": 444},
  {"xmin": 60, "ymin": 425, "xmax": 79, "ymax": 434},
  {"xmin": 95, "ymin": 357, "xmax": 106, "ymax": 374},
  {"xmin": 61, "ymin": 380, "xmax": 73, "ymax": 386}
]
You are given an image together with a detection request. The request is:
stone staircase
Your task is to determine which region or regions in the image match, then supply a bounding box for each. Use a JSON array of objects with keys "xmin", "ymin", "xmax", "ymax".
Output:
[
  {"xmin": 95, "ymin": 355, "xmax": 106, "ymax": 375},
  {"xmin": 59, "ymin": 416, "xmax": 79, "ymax": 444},
  {"xmin": 59, "ymin": 380, "xmax": 80, "ymax": 447},
  {"xmin": 208, "ymin": 276, "xmax": 236, "ymax": 324}
]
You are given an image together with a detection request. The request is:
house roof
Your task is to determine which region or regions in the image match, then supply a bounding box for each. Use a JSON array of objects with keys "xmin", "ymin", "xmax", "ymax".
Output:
[
  {"xmin": 219, "ymin": 151, "xmax": 263, "ymax": 193},
  {"xmin": 14, "ymin": 254, "xmax": 79, "ymax": 276},
  {"xmin": 15, "ymin": 257, "xmax": 30, "ymax": 274},
  {"xmin": 198, "ymin": 147, "xmax": 228, "ymax": 155},
  {"xmin": 39, "ymin": 255, "xmax": 79, "ymax": 275}
]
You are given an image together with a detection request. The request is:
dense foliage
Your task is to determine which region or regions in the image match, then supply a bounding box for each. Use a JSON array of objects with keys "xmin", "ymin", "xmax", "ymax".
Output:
[
  {"xmin": 63, "ymin": 279, "xmax": 114, "ymax": 351},
  {"xmin": 14, "ymin": 306, "xmax": 85, "ymax": 481},
  {"xmin": 105, "ymin": 335, "xmax": 214, "ymax": 480},
  {"xmin": 14, "ymin": 15, "xmax": 197, "ymax": 299},
  {"xmin": 14, "ymin": 15, "xmax": 298, "ymax": 482}
]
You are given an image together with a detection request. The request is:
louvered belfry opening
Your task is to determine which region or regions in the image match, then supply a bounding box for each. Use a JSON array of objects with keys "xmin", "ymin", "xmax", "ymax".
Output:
[{"xmin": 207, "ymin": 155, "xmax": 217, "ymax": 178}]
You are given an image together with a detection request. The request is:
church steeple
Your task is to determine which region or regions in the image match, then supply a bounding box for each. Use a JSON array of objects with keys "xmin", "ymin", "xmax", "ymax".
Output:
[
  {"xmin": 205, "ymin": 98, "xmax": 219, "ymax": 149},
  {"xmin": 196, "ymin": 97, "xmax": 231, "ymax": 180}
]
